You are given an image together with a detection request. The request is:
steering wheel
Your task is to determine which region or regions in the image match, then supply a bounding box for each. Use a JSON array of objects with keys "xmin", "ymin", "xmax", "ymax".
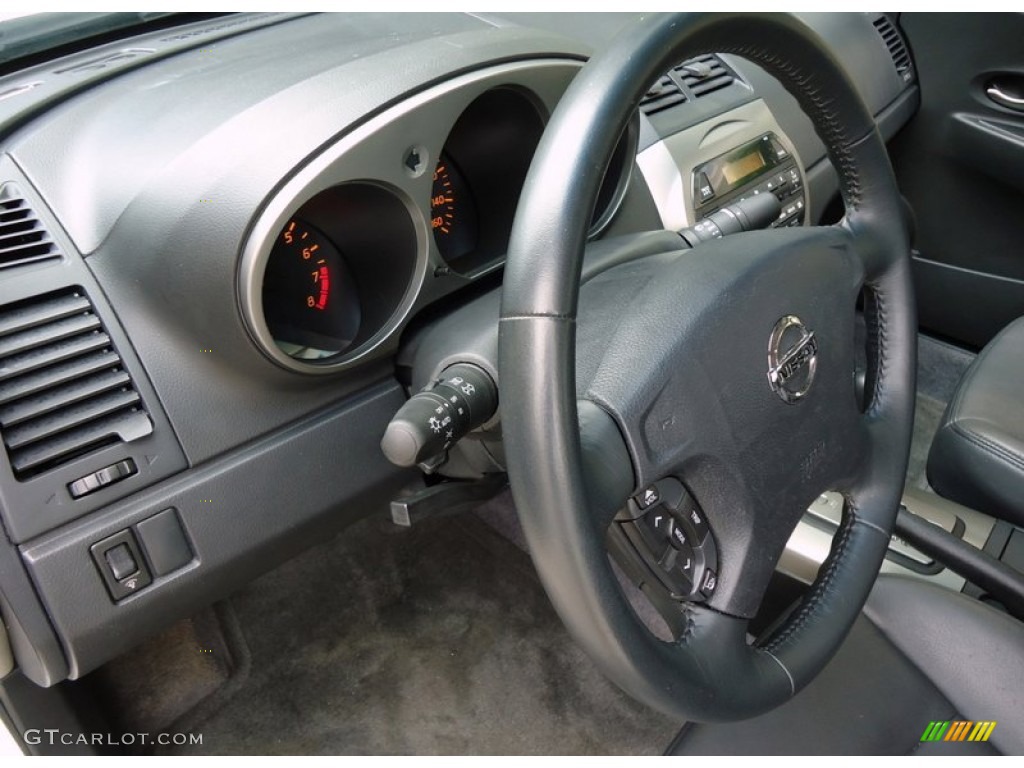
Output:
[{"xmin": 499, "ymin": 12, "xmax": 915, "ymax": 721}]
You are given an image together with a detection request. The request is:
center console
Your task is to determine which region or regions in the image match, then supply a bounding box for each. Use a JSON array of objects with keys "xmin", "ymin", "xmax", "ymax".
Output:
[
  {"xmin": 692, "ymin": 131, "xmax": 805, "ymax": 228},
  {"xmin": 637, "ymin": 99, "xmax": 808, "ymax": 232}
]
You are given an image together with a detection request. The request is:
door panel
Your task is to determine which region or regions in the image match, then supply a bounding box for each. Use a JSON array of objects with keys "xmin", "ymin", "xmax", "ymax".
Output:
[{"xmin": 889, "ymin": 12, "xmax": 1024, "ymax": 349}]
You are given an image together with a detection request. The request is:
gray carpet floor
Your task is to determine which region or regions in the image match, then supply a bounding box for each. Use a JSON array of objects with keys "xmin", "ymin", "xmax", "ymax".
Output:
[{"xmin": 156, "ymin": 511, "xmax": 679, "ymax": 755}]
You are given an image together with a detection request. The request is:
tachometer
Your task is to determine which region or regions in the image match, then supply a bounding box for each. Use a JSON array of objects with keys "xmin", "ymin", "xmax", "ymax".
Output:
[
  {"xmin": 262, "ymin": 218, "xmax": 360, "ymax": 360},
  {"xmin": 430, "ymin": 155, "xmax": 478, "ymax": 267}
]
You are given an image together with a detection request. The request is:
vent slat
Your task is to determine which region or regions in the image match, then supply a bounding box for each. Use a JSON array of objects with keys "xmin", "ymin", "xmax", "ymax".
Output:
[
  {"xmin": 0, "ymin": 313, "xmax": 101, "ymax": 359},
  {"xmin": 0, "ymin": 292, "xmax": 90, "ymax": 338},
  {"xmin": 640, "ymin": 75, "xmax": 686, "ymax": 115},
  {"xmin": 0, "ymin": 369, "xmax": 131, "ymax": 427},
  {"xmin": 0, "ymin": 219, "xmax": 43, "ymax": 239},
  {"xmin": 0, "ymin": 184, "xmax": 61, "ymax": 269},
  {"xmin": 873, "ymin": 17, "xmax": 913, "ymax": 77},
  {"xmin": 0, "ymin": 332, "xmax": 111, "ymax": 383},
  {"xmin": 690, "ymin": 74, "xmax": 735, "ymax": 97},
  {"xmin": 0, "ymin": 350, "xmax": 121, "ymax": 405},
  {"xmin": 9, "ymin": 409, "xmax": 152, "ymax": 476},
  {"xmin": 3, "ymin": 389, "xmax": 141, "ymax": 450},
  {"xmin": 0, "ymin": 207, "xmax": 31, "ymax": 224},
  {"xmin": 0, "ymin": 288, "xmax": 153, "ymax": 479},
  {"xmin": 673, "ymin": 54, "xmax": 737, "ymax": 100},
  {"xmin": 640, "ymin": 92, "xmax": 688, "ymax": 115}
]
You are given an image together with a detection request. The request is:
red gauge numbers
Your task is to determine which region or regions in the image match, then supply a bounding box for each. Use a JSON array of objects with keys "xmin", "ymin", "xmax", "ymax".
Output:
[
  {"xmin": 281, "ymin": 221, "xmax": 332, "ymax": 311},
  {"xmin": 311, "ymin": 265, "xmax": 330, "ymax": 310},
  {"xmin": 430, "ymin": 155, "xmax": 478, "ymax": 266},
  {"xmin": 431, "ymin": 163, "xmax": 455, "ymax": 237},
  {"xmin": 263, "ymin": 218, "xmax": 360, "ymax": 360}
]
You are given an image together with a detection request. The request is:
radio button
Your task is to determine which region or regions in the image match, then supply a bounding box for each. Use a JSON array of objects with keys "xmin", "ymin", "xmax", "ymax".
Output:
[{"xmin": 695, "ymin": 172, "xmax": 715, "ymax": 203}]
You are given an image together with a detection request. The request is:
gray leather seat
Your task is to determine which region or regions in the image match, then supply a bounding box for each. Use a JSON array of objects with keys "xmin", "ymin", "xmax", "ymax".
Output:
[
  {"xmin": 928, "ymin": 317, "xmax": 1024, "ymax": 525},
  {"xmin": 668, "ymin": 574, "xmax": 1024, "ymax": 755}
]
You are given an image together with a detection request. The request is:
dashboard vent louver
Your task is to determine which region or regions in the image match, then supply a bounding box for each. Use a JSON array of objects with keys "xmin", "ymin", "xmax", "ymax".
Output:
[
  {"xmin": 640, "ymin": 75, "xmax": 687, "ymax": 115},
  {"xmin": 0, "ymin": 289, "xmax": 152, "ymax": 479},
  {"xmin": 674, "ymin": 54, "xmax": 736, "ymax": 98},
  {"xmin": 0, "ymin": 184, "xmax": 60, "ymax": 270},
  {"xmin": 873, "ymin": 16, "xmax": 914, "ymax": 83}
]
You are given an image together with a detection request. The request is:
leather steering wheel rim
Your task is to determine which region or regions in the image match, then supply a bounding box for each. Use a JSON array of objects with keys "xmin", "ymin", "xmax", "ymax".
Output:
[{"xmin": 499, "ymin": 12, "xmax": 915, "ymax": 722}]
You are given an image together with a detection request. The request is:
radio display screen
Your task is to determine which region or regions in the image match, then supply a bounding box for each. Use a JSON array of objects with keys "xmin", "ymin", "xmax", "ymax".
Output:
[
  {"xmin": 721, "ymin": 148, "xmax": 767, "ymax": 186},
  {"xmin": 694, "ymin": 133, "xmax": 788, "ymax": 206}
]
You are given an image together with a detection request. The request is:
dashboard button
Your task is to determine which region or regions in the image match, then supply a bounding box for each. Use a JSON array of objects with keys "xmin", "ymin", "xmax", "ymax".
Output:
[
  {"xmin": 104, "ymin": 543, "xmax": 138, "ymax": 581},
  {"xmin": 69, "ymin": 458, "xmax": 137, "ymax": 499},
  {"xmin": 696, "ymin": 172, "xmax": 715, "ymax": 203}
]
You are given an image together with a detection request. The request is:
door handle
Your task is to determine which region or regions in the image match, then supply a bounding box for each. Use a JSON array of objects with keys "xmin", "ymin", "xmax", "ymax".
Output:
[{"xmin": 986, "ymin": 80, "xmax": 1024, "ymax": 112}]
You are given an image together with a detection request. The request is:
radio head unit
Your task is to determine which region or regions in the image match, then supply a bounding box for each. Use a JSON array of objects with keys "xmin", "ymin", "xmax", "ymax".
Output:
[{"xmin": 693, "ymin": 132, "xmax": 805, "ymax": 228}]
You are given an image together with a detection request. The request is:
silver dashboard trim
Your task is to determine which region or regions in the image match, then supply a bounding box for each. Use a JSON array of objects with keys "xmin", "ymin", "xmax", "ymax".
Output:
[
  {"xmin": 779, "ymin": 488, "xmax": 998, "ymax": 595},
  {"xmin": 238, "ymin": 58, "xmax": 583, "ymax": 375},
  {"xmin": 636, "ymin": 99, "xmax": 807, "ymax": 231}
]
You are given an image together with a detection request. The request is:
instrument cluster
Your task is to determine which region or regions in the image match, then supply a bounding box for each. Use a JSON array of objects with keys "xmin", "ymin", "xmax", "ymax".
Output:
[{"xmin": 241, "ymin": 63, "xmax": 636, "ymax": 373}]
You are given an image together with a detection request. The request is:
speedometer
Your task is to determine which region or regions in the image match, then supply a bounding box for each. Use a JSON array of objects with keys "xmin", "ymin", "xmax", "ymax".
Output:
[
  {"xmin": 430, "ymin": 155, "xmax": 478, "ymax": 266},
  {"xmin": 262, "ymin": 218, "xmax": 361, "ymax": 360}
]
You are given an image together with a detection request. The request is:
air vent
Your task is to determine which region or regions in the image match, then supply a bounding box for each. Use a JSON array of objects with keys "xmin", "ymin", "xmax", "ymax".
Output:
[
  {"xmin": 158, "ymin": 14, "xmax": 282, "ymax": 43},
  {"xmin": 674, "ymin": 54, "xmax": 736, "ymax": 98},
  {"xmin": 873, "ymin": 16, "xmax": 914, "ymax": 83},
  {"xmin": 0, "ymin": 289, "xmax": 152, "ymax": 479},
  {"xmin": 0, "ymin": 184, "xmax": 60, "ymax": 270},
  {"xmin": 640, "ymin": 75, "xmax": 687, "ymax": 115}
]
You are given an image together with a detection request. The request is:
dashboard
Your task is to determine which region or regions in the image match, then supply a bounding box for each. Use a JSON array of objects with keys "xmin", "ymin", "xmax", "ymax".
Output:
[{"xmin": 0, "ymin": 12, "xmax": 919, "ymax": 687}]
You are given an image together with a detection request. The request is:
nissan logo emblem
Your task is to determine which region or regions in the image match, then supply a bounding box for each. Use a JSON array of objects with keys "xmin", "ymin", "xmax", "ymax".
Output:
[{"xmin": 767, "ymin": 315, "xmax": 818, "ymax": 404}]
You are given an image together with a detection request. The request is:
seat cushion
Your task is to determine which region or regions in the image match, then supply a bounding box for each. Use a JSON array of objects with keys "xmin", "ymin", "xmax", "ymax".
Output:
[{"xmin": 927, "ymin": 317, "xmax": 1024, "ymax": 525}]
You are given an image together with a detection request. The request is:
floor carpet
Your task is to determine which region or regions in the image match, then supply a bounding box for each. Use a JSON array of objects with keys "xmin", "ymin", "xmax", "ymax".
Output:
[{"xmin": 158, "ymin": 511, "xmax": 679, "ymax": 755}]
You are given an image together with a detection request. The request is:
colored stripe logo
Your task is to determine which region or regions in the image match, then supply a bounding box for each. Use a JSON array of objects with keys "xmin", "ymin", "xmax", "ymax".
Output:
[{"xmin": 921, "ymin": 720, "xmax": 997, "ymax": 743}]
